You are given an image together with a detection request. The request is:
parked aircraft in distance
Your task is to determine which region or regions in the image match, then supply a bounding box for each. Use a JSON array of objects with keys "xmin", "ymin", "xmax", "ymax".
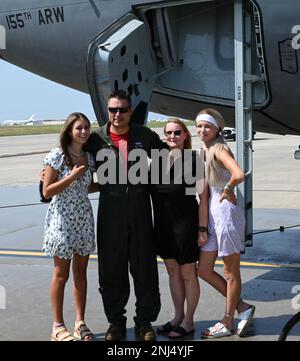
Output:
[{"xmin": 3, "ymin": 114, "xmax": 43, "ymax": 126}]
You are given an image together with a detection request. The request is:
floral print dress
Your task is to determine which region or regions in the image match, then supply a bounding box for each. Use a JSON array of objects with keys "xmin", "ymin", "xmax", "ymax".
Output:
[{"xmin": 43, "ymin": 148, "xmax": 96, "ymax": 259}]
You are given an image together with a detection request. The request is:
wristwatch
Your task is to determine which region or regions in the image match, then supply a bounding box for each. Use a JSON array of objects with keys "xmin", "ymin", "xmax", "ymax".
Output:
[
  {"xmin": 198, "ymin": 226, "xmax": 208, "ymax": 233},
  {"xmin": 224, "ymin": 182, "xmax": 234, "ymax": 191}
]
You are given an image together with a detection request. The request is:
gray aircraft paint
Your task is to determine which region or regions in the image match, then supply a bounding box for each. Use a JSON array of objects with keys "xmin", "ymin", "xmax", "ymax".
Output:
[{"xmin": 0, "ymin": 0, "xmax": 299, "ymax": 133}]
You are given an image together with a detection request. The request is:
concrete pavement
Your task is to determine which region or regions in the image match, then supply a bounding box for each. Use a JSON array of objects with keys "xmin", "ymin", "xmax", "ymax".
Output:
[{"xmin": 1, "ymin": 128, "xmax": 300, "ymax": 341}]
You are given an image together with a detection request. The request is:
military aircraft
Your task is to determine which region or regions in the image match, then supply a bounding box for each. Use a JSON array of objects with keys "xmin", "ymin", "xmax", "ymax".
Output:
[
  {"xmin": 0, "ymin": 0, "xmax": 299, "ymax": 134},
  {"xmin": 2, "ymin": 114, "xmax": 41, "ymax": 126}
]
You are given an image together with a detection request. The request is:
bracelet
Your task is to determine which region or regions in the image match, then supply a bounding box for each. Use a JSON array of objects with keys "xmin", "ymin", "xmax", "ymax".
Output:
[
  {"xmin": 198, "ymin": 226, "xmax": 208, "ymax": 233},
  {"xmin": 224, "ymin": 182, "xmax": 234, "ymax": 192}
]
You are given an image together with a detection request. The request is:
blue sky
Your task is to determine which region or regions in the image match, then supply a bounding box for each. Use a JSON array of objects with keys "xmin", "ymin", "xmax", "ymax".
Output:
[{"xmin": 0, "ymin": 60, "xmax": 165, "ymax": 123}]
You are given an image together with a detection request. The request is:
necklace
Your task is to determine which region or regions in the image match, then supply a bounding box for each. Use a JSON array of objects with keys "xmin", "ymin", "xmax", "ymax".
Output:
[{"xmin": 68, "ymin": 147, "xmax": 84, "ymax": 158}]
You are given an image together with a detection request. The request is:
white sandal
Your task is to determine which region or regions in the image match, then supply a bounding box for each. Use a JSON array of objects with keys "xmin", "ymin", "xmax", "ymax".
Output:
[
  {"xmin": 51, "ymin": 325, "xmax": 76, "ymax": 341},
  {"xmin": 74, "ymin": 320, "xmax": 94, "ymax": 341},
  {"xmin": 201, "ymin": 322, "xmax": 234, "ymax": 339},
  {"xmin": 237, "ymin": 305, "xmax": 255, "ymax": 337}
]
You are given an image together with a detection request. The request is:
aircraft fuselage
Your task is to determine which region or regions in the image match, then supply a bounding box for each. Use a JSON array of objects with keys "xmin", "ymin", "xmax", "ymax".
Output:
[{"xmin": 0, "ymin": 0, "xmax": 299, "ymax": 134}]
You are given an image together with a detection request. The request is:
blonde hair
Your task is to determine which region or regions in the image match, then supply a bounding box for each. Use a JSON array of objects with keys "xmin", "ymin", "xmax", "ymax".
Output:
[
  {"xmin": 164, "ymin": 118, "xmax": 192, "ymax": 149},
  {"xmin": 196, "ymin": 108, "xmax": 233, "ymax": 187},
  {"xmin": 196, "ymin": 108, "xmax": 225, "ymax": 131}
]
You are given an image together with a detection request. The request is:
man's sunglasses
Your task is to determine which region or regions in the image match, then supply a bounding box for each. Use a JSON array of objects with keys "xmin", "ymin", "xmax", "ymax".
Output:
[
  {"xmin": 165, "ymin": 130, "xmax": 182, "ymax": 136},
  {"xmin": 108, "ymin": 107, "xmax": 130, "ymax": 114}
]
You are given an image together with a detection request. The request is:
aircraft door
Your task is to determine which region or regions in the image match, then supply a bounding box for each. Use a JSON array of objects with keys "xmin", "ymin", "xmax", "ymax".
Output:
[
  {"xmin": 87, "ymin": 13, "xmax": 156, "ymax": 125},
  {"xmin": 141, "ymin": 1, "xmax": 269, "ymax": 111}
]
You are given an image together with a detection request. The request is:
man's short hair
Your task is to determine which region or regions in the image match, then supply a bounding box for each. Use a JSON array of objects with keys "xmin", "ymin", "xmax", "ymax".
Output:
[{"xmin": 109, "ymin": 90, "xmax": 132, "ymax": 107}]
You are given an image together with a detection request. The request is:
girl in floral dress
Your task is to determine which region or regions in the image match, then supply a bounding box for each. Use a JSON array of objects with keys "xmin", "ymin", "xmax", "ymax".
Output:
[{"xmin": 43, "ymin": 112, "xmax": 97, "ymax": 341}]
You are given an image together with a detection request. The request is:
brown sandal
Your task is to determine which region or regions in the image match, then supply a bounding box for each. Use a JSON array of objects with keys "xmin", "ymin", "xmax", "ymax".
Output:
[
  {"xmin": 74, "ymin": 320, "xmax": 94, "ymax": 341},
  {"xmin": 51, "ymin": 325, "xmax": 76, "ymax": 341}
]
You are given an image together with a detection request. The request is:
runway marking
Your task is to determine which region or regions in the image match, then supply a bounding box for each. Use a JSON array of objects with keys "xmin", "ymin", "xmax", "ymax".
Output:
[
  {"xmin": 0, "ymin": 151, "xmax": 49, "ymax": 159},
  {"xmin": 0, "ymin": 250, "xmax": 46, "ymax": 257},
  {"xmin": 158, "ymin": 257, "xmax": 283, "ymax": 268},
  {"xmin": 0, "ymin": 249, "xmax": 98, "ymax": 259},
  {"xmin": 1, "ymin": 249, "xmax": 299, "ymax": 269}
]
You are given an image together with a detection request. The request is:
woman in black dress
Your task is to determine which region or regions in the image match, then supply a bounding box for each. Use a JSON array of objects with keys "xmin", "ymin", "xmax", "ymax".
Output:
[{"xmin": 152, "ymin": 118, "xmax": 203, "ymax": 338}]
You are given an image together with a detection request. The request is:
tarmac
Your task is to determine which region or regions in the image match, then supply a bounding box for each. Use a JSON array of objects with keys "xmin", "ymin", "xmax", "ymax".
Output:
[{"xmin": 1, "ymin": 127, "xmax": 300, "ymax": 342}]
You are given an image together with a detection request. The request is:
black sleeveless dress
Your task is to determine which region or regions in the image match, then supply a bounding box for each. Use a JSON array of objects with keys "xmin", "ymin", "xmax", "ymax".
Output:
[{"xmin": 151, "ymin": 150, "xmax": 200, "ymax": 265}]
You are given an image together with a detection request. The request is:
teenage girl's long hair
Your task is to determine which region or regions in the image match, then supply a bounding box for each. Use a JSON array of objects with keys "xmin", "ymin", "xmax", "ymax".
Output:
[
  {"xmin": 164, "ymin": 118, "xmax": 192, "ymax": 149},
  {"xmin": 196, "ymin": 108, "xmax": 234, "ymax": 187},
  {"xmin": 59, "ymin": 112, "xmax": 90, "ymax": 167}
]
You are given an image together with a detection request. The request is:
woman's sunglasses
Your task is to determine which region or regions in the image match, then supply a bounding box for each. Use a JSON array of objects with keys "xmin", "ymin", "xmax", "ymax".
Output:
[{"xmin": 165, "ymin": 130, "xmax": 182, "ymax": 136}]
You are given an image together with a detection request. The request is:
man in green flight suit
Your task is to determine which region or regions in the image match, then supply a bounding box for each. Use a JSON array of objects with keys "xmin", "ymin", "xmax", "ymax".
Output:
[{"xmin": 86, "ymin": 90, "xmax": 165, "ymax": 341}]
